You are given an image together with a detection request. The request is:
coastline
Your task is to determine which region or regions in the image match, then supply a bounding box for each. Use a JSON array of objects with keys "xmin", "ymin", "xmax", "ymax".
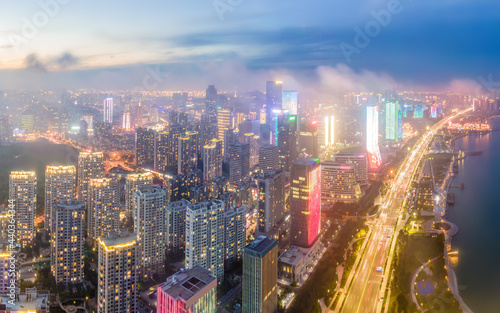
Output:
[{"xmin": 438, "ymin": 149, "xmax": 473, "ymax": 312}]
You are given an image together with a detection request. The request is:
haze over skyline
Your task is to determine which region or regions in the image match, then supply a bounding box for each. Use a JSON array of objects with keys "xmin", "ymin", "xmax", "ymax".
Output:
[{"xmin": 1, "ymin": 0, "xmax": 499, "ymax": 93}]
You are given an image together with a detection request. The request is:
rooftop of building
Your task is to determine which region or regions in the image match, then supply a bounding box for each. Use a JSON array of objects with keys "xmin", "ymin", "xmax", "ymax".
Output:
[
  {"xmin": 158, "ymin": 265, "xmax": 215, "ymax": 301},
  {"xmin": 245, "ymin": 236, "xmax": 278, "ymax": 255},
  {"xmin": 99, "ymin": 230, "xmax": 137, "ymax": 249},
  {"xmin": 56, "ymin": 199, "xmax": 85, "ymax": 210},
  {"xmin": 0, "ymin": 289, "xmax": 49, "ymax": 311},
  {"xmin": 278, "ymin": 249, "xmax": 305, "ymax": 266},
  {"xmin": 293, "ymin": 158, "xmax": 320, "ymax": 167},
  {"xmin": 321, "ymin": 162, "xmax": 355, "ymax": 170},
  {"xmin": 334, "ymin": 152, "xmax": 367, "ymax": 159}
]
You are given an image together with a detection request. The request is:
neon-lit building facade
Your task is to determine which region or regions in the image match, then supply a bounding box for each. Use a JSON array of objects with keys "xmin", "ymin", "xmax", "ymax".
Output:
[
  {"xmin": 366, "ymin": 105, "xmax": 382, "ymax": 170},
  {"xmin": 282, "ymin": 91, "xmax": 298, "ymax": 115},
  {"xmin": 104, "ymin": 97, "xmax": 113, "ymax": 123},
  {"xmin": 385, "ymin": 101, "xmax": 399, "ymax": 141},
  {"xmin": 430, "ymin": 105, "xmax": 437, "ymax": 118},
  {"xmin": 290, "ymin": 158, "xmax": 321, "ymax": 248},
  {"xmin": 157, "ymin": 265, "xmax": 217, "ymax": 313},
  {"xmin": 323, "ymin": 115, "xmax": 335, "ymax": 148}
]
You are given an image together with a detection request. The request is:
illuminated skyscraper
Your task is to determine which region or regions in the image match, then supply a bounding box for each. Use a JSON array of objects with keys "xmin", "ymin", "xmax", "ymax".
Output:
[
  {"xmin": 282, "ymin": 91, "xmax": 298, "ymax": 115},
  {"xmin": 125, "ymin": 173, "xmax": 153, "ymax": 219},
  {"xmin": 87, "ymin": 178, "xmax": 120, "ymax": 242},
  {"xmin": 77, "ymin": 151, "xmax": 104, "ymax": 204},
  {"xmin": 203, "ymin": 138, "xmax": 223, "ymax": 183},
  {"xmin": 98, "ymin": 230, "xmax": 138, "ymax": 313},
  {"xmin": 318, "ymin": 115, "xmax": 335, "ymax": 149},
  {"xmin": 242, "ymin": 236, "xmax": 278, "ymax": 313},
  {"xmin": 228, "ymin": 142, "xmax": 250, "ymax": 185},
  {"xmin": 52, "ymin": 200, "xmax": 85, "ymax": 285},
  {"xmin": 133, "ymin": 188, "xmax": 167, "ymax": 280},
  {"xmin": 206, "ymin": 85, "xmax": 218, "ymax": 122},
  {"xmin": 135, "ymin": 128, "xmax": 156, "ymax": 168},
  {"xmin": 9, "ymin": 171, "xmax": 37, "ymax": 248},
  {"xmin": 243, "ymin": 133, "xmax": 259, "ymax": 170},
  {"xmin": 104, "ymin": 97, "xmax": 114, "ymax": 124},
  {"xmin": 217, "ymin": 108, "xmax": 231, "ymax": 155},
  {"xmin": 385, "ymin": 101, "xmax": 400, "ymax": 141},
  {"xmin": 266, "ymin": 81, "xmax": 283, "ymax": 111},
  {"xmin": 290, "ymin": 158, "xmax": 321, "ymax": 248},
  {"xmin": 157, "ymin": 266, "xmax": 217, "ymax": 313},
  {"xmin": 366, "ymin": 105, "xmax": 382, "ymax": 171},
  {"xmin": 257, "ymin": 170, "xmax": 285, "ymax": 235},
  {"xmin": 185, "ymin": 200, "xmax": 225, "ymax": 283},
  {"xmin": 45, "ymin": 165, "xmax": 76, "ymax": 232},
  {"xmin": 259, "ymin": 144, "xmax": 279, "ymax": 171},
  {"xmin": 178, "ymin": 131, "xmax": 199, "ymax": 175},
  {"xmin": 276, "ymin": 114, "xmax": 298, "ymax": 172},
  {"xmin": 122, "ymin": 112, "xmax": 131, "ymax": 130}
]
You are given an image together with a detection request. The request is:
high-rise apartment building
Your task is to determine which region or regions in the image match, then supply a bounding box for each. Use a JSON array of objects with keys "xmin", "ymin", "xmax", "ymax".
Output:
[
  {"xmin": 178, "ymin": 131, "xmax": 199, "ymax": 175},
  {"xmin": 125, "ymin": 173, "xmax": 153, "ymax": 219},
  {"xmin": 243, "ymin": 133, "xmax": 259, "ymax": 170},
  {"xmin": 52, "ymin": 200, "xmax": 85, "ymax": 285},
  {"xmin": 290, "ymin": 158, "xmax": 321, "ymax": 248},
  {"xmin": 135, "ymin": 128, "xmax": 157, "ymax": 168},
  {"xmin": 185, "ymin": 200, "xmax": 225, "ymax": 283},
  {"xmin": 257, "ymin": 170, "xmax": 285, "ymax": 235},
  {"xmin": 242, "ymin": 236, "xmax": 278, "ymax": 313},
  {"xmin": 87, "ymin": 178, "xmax": 120, "ymax": 242},
  {"xmin": 203, "ymin": 138, "xmax": 223, "ymax": 183},
  {"xmin": 77, "ymin": 151, "xmax": 104, "ymax": 204},
  {"xmin": 0, "ymin": 252, "xmax": 17, "ymax": 293},
  {"xmin": 157, "ymin": 265, "xmax": 217, "ymax": 313},
  {"xmin": 321, "ymin": 162, "xmax": 359, "ymax": 203},
  {"xmin": 9, "ymin": 171, "xmax": 36, "ymax": 248},
  {"xmin": 224, "ymin": 205, "xmax": 246, "ymax": 267},
  {"xmin": 259, "ymin": 145, "xmax": 279, "ymax": 171},
  {"xmin": 45, "ymin": 165, "xmax": 76, "ymax": 232},
  {"xmin": 198, "ymin": 119, "xmax": 218, "ymax": 153},
  {"xmin": 228, "ymin": 142, "xmax": 250, "ymax": 185},
  {"xmin": 166, "ymin": 200, "xmax": 188, "ymax": 256},
  {"xmin": 97, "ymin": 230, "xmax": 138, "ymax": 313},
  {"xmin": 133, "ymin": 188, "xmax": 167, "ymax": 280}
]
